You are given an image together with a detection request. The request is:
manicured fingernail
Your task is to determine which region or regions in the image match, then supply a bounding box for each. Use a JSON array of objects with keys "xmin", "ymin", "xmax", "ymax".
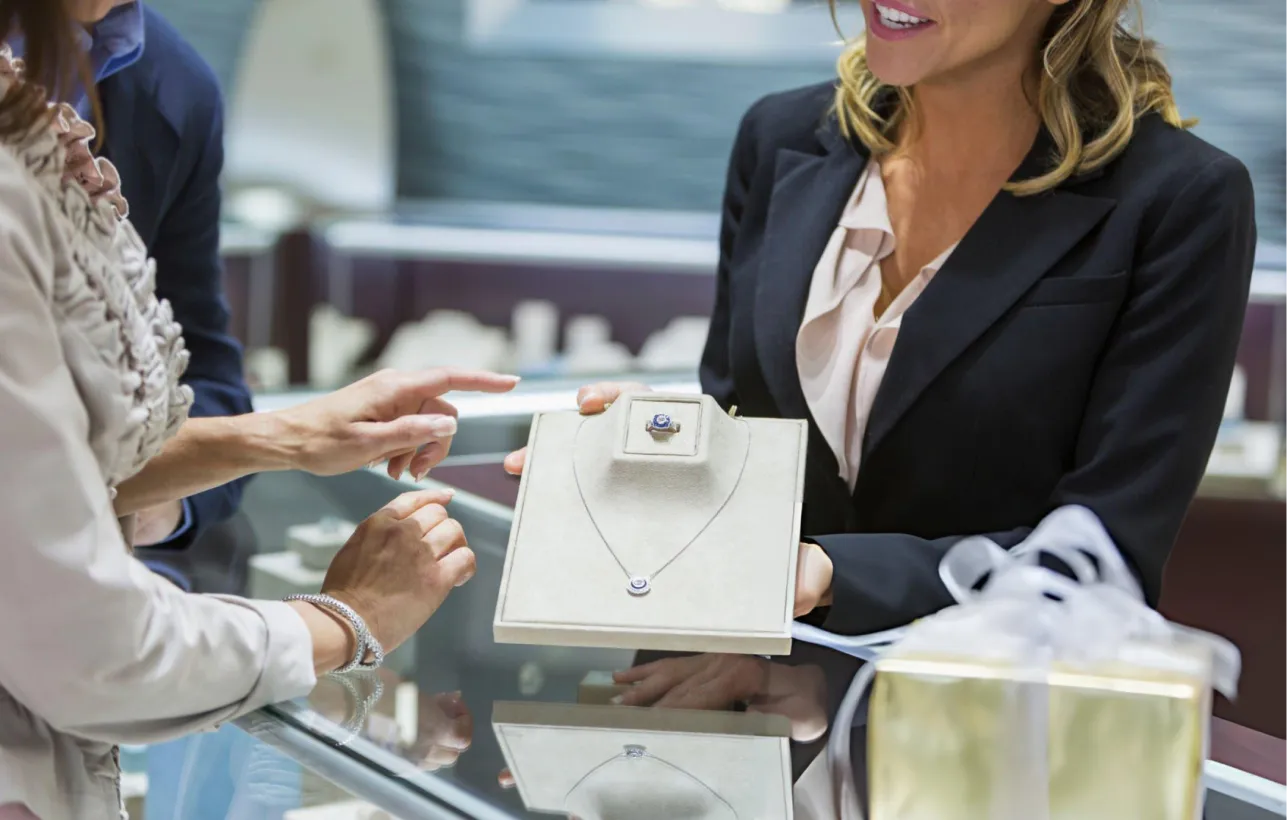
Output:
[
  {"xmin": 609, "ymin": 695, "xmax": 624, "ymax": 705},
  {"xmin": 578, "ymin": 390, "xmax": 599, "ymax": 409},
  {"xmin": 428, "ymin": 416, "xmax": 458, "ymax": 437},
  {"xmin": 455, "ymin": 569, "xmax": 475, "ymax": 587}
]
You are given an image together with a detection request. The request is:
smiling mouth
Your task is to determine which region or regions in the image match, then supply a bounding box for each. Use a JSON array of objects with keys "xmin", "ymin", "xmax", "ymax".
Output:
[{"xmin": 872, "ymin": 2, "xmax": 934, "ymax": 30}]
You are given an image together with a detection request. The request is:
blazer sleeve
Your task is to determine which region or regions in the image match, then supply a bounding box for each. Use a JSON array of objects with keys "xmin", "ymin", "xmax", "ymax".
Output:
[
  {"xmin": 0, "ymin": 179, "xmax": 315, "ymax": 744},
  {"xmin": 699, "ymin": 102, "xmax": 761, "ymax": 409},
  {"xmin": 814, "ymin": 154, "xmax": 1258, "ymax": 636},
  {"xmin": 150, "ymin": 85, "xmax": 253, "ymax": 551}
]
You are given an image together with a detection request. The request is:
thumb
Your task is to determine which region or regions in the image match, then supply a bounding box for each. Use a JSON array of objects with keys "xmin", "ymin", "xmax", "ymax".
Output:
[
  {"xmin": 503, "ymin": 448, "xmax": 527, "ymax": 476},
  {"xmin": 577, "ymin": 382, "xmax": 649, "ymax": 415},
  {"xmin": 364, "ymin": 414, "xmax": 458, "ymax": 454}
]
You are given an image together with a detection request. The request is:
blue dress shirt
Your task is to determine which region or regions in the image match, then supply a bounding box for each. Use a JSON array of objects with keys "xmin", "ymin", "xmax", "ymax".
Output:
[{"xmin": 75, "ymin": 2, "xmax": 147, "ymax": 116}]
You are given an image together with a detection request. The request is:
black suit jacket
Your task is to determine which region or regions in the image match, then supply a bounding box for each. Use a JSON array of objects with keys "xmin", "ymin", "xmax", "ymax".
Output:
[
  {"xmin": 98, "ymin": 6, "xmax": 253, "ymax": 557},
  {"xmin": 702, "ymin": 82, "xmax": 1256, "ymax": 636}
]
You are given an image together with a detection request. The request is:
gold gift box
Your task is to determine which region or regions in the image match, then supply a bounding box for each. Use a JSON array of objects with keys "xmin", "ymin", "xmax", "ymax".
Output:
[{"xmin": 868, "ymin": 645, "xmax": 1213, "ymax": 820}]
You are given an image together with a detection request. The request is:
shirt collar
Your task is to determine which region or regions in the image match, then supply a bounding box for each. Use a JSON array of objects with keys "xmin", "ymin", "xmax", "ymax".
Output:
[
  {"xmin": 85, "ymin": 2, "xmax": 146, "ymax": 85},
  {"xmin": 839, "ymin": 161, "xmax": 895, "ymax": 236},
  {"xmin": 3, "ymin": 3, "xmax": 144, "ymax": 101}
]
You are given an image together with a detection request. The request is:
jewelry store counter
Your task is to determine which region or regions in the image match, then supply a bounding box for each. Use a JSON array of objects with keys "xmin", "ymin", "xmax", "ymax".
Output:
[
  {"xmin": 135, "ymin": 466, "xmax": 1284, "ymax": 820},
  {"xmin": 178, "ymin": 378, "xmax": 1282, "ymax": 818}
]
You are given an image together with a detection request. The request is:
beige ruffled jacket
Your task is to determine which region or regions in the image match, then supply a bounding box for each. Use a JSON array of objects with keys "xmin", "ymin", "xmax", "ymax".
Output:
[{"xmin": 0, "ymin": 48, "xmax": 316, "ymax": 820}]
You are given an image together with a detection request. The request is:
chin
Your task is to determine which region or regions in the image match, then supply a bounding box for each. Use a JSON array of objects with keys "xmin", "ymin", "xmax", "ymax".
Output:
[{"xmin": 864, "ymin": 48, "xmax": 929, "ymax": 88}]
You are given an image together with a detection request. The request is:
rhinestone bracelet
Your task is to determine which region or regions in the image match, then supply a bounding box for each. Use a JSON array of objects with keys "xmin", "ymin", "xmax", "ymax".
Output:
[{"xmin": 284, "ymin": 593, "xmax": 385, "ymax": 674}]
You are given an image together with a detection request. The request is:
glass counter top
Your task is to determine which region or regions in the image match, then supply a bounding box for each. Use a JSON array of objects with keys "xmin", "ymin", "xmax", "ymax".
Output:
[{"xmin": 205, "ymin": 468, "xmax": 1287, "ymax": 820}]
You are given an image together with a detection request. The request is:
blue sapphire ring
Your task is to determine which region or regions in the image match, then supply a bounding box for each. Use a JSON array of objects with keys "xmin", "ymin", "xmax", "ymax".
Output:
[{"xmin": 645, "ymin": 413, "xmax": 680, "ymax": 436}]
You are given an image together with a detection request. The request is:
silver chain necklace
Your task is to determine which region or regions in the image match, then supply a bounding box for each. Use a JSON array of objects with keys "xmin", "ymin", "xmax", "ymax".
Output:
[
  {"xmin": 562, "ymin": 744, "xmax": 740, "ymax": 820},
  {"xmin": 571, "ymin": 416, "xmax": 751, "ymax": 597}
]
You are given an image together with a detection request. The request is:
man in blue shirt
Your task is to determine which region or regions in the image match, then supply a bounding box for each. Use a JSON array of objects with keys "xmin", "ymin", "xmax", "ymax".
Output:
[{"xmin": 49, "ymin": 1, "xmax": 255, "ymax": 590}]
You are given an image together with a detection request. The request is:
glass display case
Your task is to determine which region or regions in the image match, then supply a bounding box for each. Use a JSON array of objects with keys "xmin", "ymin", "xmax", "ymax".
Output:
[{"xmin": 124, "ymin": 381, "xmax": 1286, "ymax": 818}]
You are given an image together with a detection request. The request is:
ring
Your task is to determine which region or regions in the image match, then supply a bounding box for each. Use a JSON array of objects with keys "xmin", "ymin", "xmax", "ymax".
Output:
[{"xmin": 645, "ymin": 413, "xmax": 680, "ymax": 435}]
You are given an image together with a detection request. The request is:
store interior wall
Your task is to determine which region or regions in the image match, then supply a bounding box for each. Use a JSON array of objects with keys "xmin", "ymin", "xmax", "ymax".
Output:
[{"xmin": 150, "ymin": 0, "xmax": 1285, "ymax": 238}]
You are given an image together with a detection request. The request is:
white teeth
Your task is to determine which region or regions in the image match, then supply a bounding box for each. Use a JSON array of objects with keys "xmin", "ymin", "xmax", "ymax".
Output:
[{"xmin": 874, "ymin": 3, "xmax": 930, "ymax": 27}]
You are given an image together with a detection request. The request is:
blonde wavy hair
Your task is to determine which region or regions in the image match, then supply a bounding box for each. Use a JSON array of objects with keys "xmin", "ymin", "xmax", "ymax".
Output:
[{"xmin": 830, "ymin": 0, "xmax": 1192, "ymax": 195}]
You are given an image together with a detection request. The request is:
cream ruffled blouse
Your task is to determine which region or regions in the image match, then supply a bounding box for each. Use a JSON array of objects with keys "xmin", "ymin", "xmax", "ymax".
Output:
[{"xmin": 0, "ymin": 45, "xmax": 317, "ymax": 820}]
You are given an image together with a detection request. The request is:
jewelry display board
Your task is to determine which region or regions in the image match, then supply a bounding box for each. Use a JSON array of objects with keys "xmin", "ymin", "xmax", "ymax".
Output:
[
  {"xmin": 493, "ymin": 701, "xmax": 794, "ymax": 820},
  {"xmin": 494, "ymin": 394, "xmax": 807, "ymax": 654}
]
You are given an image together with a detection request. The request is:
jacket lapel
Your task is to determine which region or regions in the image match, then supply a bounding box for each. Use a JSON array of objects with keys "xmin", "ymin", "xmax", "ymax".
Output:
[
  {"xmin": 754, "ymin": 121, "xmax": 868, "ymax": 420},
  {"xmin": 99, "ymin": 72, "xmax": 162, "ymax": 247},
  {"xmin": 862, "ymin": 138, "xmax": 1116, "ymax": 460}
]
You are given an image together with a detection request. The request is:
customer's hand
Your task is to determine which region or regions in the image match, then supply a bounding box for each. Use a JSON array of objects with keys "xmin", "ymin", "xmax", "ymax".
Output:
[
  {"xmin": 406, "ymin": 690, "xmax": 474, "ymax": 772},
  {"xmin": 502, "ymin": 381, "xmax": 650, "ymax": 476},
  {"xmin": 273, "ymin": 368, "xmax": 520, "ymax": 481},
  {"xmin": 309, "ymin": 488, "xmax": 476, "ymax": 668}
]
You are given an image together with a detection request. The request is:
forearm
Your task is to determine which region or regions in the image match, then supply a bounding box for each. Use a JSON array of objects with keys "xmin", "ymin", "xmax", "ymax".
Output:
[
  {"xmin": 115, "ymin": 413, "xmax": 293, "ymax": 516},
  {"xmin": 289, "ymin": 599, "xmax": 360, "ymax": 676}
]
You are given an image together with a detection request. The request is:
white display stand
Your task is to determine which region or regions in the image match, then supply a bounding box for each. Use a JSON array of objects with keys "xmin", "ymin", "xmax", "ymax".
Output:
[
  {"xmin": 494, "ymin": 393, "xmax": 806, "ymax": 655},
  {"xmin": 225, "ymin": 0, "xmax": 395, "ymax": 215},
  {"xmin": 493, "ymin": 701, "xmax": 794, "ymax": 820}
]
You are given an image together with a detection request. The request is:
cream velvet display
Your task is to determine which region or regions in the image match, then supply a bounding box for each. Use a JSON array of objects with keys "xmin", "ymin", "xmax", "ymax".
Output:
[
  {"xmin": 494, "ymin": 394, "xmax": 807, "ymax": 654},
  {"xmin": 494, "ymin": 701, "xmax": 793, "ymax": 820}
]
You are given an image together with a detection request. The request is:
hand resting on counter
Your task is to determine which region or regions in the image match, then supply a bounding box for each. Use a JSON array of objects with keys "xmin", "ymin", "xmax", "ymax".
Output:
[
  {"xmin": 294, "ymin": 487, "xmax": 477, "ymax": 675},
  {"xmin": 612, "ymin": 655, "xmax": 829, "ymax": 743}
]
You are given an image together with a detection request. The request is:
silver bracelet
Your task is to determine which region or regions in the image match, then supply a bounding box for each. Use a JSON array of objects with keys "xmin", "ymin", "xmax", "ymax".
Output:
[
  {"xmin": 326, "ymin": 671, "xmax": 386, "ymax": 747},
  {"xmin": 284, "ymin": 593, "xmax": 385, "ymax": 674}
]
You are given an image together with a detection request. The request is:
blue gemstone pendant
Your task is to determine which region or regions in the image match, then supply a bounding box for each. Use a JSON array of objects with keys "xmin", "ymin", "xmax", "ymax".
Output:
[{"xmin": 627, "ymin": 576, "xmax": 651, "ymax": 596}]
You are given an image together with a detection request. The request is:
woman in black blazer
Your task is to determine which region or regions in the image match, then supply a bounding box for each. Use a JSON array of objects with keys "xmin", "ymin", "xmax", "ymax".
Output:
[{"xmin": 506, "ymin": 0, "xmax": 1255, "ymax": 703}]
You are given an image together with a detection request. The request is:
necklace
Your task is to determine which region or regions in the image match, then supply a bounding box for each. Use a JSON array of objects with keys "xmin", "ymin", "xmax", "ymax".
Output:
[
  {"xmin": 563, "ymin": 744, "xmax": 739, "ymax": 820},
  {"xmin": 571, "ymin": 416, "xmax": 751, "ymax": 597}
]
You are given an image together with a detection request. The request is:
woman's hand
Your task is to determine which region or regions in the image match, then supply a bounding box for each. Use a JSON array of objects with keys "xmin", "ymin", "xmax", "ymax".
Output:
[
  {"xmin": 611, "ymin": 654, "xmax": 770, "ymax": 711},
  {"xmin": 289, "ymin": 488, "xmax": 477, "ymax": 674},
  {"xmin": 502, "ymin": 381, "xmax": 649, "ymax": 476},
  {"xmin": 406, "ymin": 690, "xmax": 474, "ymax": 772},
  {"xmin": 750, "ymin": 663, "xmax": 830, "ymax": 743},
  {"xmin": 795, "ymin": 541, "xmax": 834, "ymax": 618},
  {"xmin": 610, "ymin": 655, "xmax": 829, "ymax": 742},
  {"xmin": 115, "ymin": 368, "xmax": 519, "ymax": 519},
  {"xmin": 275, "ymin": 368, "xmax": 520, "ymax": 481}
]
